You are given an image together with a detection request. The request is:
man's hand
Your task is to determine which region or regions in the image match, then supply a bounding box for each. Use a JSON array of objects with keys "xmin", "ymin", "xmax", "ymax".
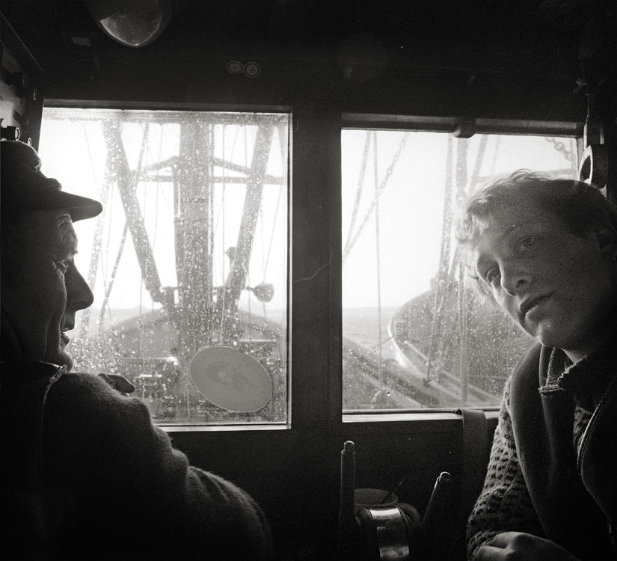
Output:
[
  {"xmin": 476, "ymin": 532, "xmax": 581, "ymax": 561},
  {"xmin": 98, "ymin": 373, "xmax": 135, "ymax": 395}
]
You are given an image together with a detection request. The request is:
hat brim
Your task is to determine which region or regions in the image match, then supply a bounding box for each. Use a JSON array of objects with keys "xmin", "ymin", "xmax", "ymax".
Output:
[
  {"xmin": 1, "ymin": 140, "xmax": 103, "ymax": 221},
  {"xmin": 8, "ymin": 189, "xmax": 103, "ymax": 222}
]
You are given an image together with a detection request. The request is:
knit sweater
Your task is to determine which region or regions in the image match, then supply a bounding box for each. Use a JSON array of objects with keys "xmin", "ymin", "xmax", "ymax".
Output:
[
  {"xmin": 1, "ymin": 361, "xmax": 273, "ymax": 561},
  {"xmin": 467, "ymin": 339, "xmax": 617, "ymax": 560}
]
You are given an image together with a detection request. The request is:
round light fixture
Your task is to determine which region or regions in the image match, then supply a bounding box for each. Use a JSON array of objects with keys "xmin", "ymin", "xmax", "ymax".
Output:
[{"xmin": 85, "ymin": 0, "xmax": 175, "ymax": 48}]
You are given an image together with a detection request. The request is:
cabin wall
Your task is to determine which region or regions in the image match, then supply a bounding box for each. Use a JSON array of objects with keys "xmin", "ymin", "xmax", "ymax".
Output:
[
  {"xmin": 42, "ymin": 46, "xmax": 585, "ymax": 123},
  {"xmin": 1, "ymin": 2, "xmax": 592, "ymax": 122},
  {"xmin": 168, "ymin": 416, "xmax": 492, "ymax": 560},
  {"xmin": 0, "ymin": 14, "xmax": 44, "ymax": 146}
]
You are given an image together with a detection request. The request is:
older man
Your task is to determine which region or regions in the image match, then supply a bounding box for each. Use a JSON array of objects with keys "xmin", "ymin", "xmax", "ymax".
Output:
[{"xmin": 0, "ymin": 140, "xmax": 272, "ymax": 560}]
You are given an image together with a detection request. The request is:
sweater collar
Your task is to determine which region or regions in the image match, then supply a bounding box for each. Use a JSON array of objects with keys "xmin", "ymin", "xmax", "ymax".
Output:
[{"xmin": 539, "ymin": 325, "xmax": 617, "ymax": 409}]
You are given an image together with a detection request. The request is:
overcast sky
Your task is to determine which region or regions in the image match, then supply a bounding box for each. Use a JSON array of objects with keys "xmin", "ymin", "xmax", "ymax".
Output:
[{"xmin": 39, "ymin": 110, "xmax": 578, "ymax": 320}]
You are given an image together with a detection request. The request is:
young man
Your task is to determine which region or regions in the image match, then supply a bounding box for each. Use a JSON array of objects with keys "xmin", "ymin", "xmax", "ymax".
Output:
[
  {"xmin": 457, "ymin": 170, "xmax": 617, "ymax": 561},
  {"xmin": 0, "ymin": 140, "xmax": 272, "ymax": 560}
]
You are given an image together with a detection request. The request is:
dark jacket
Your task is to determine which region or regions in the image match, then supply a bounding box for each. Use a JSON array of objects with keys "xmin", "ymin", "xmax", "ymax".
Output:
[
  {"xmin": 508, "ymin": 343, "xmax": 616, "ymax": 560},
  {"xmin": 1, "ymin": 361, "xmax": 272, "ymax": 561}
]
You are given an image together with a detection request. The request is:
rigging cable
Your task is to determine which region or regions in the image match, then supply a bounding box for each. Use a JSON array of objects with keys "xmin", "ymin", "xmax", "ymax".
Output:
[
  {"xmin": 426, "ymin": 135, "xmax": 454, "ymax": 384},
  {"xmin": 136, "ymin": 123, "xmax": 150, "ymax": 365},
  {"xmin": 262, "ymin": 124, "xmax": 287, "ymax": 281},
  {"xmin": 77, "ymin": 122, "xmax": 110, "ymax": 339},
  {"xmin": 544, "ymin": 136, "xmax": 579, "ymax": 176},
  {"xmin": 373, "ymin": 131, "xmax": 385, "ymax": 393},
  {"xmin": 458, "ymin": 135, "xmax": 488, "ymax": 400},
  {"xmin": 150, "ymin": 123, "xmax": 164, "ymax": 265},
  {"xmin": 489, "ymin": 136, "xmax": 500, "ymax": 178},
  {"xmin": 468, "ymin": 135, "xmax": 488, "ymax": 196},
  {"xmin": 344, "ymin": 130, "xmax": 372, "ymax": 257},
  {"xmin": 436, "ymin": 140, "xmax": 468, "ymax": 388},
  {"xmin": 218, "ymin": 123, "xmax": 227, "ymax": 340},
  {"xmin": 244, "ymin": 124, "xmax": 254, "ymax": 345},
  {"xmin": 98, "ymin": 222, "xmax": 129, "ymax": 336},
  {"xmin": 218, "ymin": 122, "xmax": 235, "ymax": 343},
  {"xmin": 257, "ymin": 123, "xmax": 287, "ymax": 320},
  {"xmin": 343, "ymin": 132, "xmax": 408, "ymax": 262}
]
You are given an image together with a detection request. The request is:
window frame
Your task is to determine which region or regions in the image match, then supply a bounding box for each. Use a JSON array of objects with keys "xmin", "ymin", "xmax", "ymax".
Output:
[
  {"xmin": 338, "ymin": 114, "xmax": 584, "ymax": 421},
  {"xmin": 42, "ymin": 99, "xmax": 583, "ymax": 436}
]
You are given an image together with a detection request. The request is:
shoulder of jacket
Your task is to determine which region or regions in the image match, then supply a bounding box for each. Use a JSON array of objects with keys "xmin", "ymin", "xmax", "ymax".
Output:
[
  {"xmin": 54, "ymin": 370, "xmax": 107, "ymax": 390},
  {"xmin": 46, "ymin": 372, "xmax": 153, "ymax": 438},
  {"xmin": 510, "ymin": 343, "xmax": 542, "ymax": 391},
  {"xmin": 50, "ymin": 371, "xmax": 134, "ymax": 407}
]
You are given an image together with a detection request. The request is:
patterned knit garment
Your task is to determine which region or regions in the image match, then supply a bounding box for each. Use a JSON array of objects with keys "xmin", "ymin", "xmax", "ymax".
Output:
[{"xmin": 467, "ymin": 346, "xmax": 610, "ymax": 560}]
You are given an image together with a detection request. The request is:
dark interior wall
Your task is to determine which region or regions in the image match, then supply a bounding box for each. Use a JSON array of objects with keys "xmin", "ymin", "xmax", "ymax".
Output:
[
  {"xmin": 0, "ymin": 13, "xmax": 44, "ymax": 146},
  {"xmin": 168, "ymin": 416, "xmax": 485, "ymax": 560},
  {"xmin": 2, "ymin": 0, "xmax": 606, "ymax": 121}
]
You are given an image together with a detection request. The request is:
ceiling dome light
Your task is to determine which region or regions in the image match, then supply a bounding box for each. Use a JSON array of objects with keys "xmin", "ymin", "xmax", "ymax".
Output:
[{"xmin": 85, "ymin": 0, "xmax": 175, "ymax": 48}]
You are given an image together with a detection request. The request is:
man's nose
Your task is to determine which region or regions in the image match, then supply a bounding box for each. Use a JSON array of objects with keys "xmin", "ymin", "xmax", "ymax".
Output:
[
  {"xmin": 500, "ymin": 261, "xmax": 530, "ymax": 295},
  {"xmin": 66, "ymin": 264, "xmax": 94, "ymax": 311}
]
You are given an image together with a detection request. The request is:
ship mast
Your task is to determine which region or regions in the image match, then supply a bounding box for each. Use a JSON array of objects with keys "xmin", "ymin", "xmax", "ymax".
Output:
[{"xmin": 174, "ymin": 120, "xmax": 215, "ymax": 360}]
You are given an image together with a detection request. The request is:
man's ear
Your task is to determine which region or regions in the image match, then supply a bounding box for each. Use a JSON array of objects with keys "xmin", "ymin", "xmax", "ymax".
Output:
[{"xmin": 593, "ymin": 223, "xmax": 617, "ymax": 259}]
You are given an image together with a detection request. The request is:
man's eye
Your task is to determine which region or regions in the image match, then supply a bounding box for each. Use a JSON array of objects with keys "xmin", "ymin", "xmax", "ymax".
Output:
[
  {"xmin": 483, "ymin": 268, "xmax": 500, "ymax": 287},
  {"xmin": 515, "ymin": 235, "xmax": 537, "ymax": 253},
  {"xmin": 56, "ymin": 260, "xmax": 71, "ymax": 274}
]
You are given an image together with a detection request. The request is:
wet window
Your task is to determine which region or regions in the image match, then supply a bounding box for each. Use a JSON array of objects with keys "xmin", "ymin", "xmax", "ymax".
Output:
[
  {"xmin": 341, "ymin": 130, "xmax": 578, "ymax": 411},
  {"xmin": 40, "ymin": 108, "xmax": 289, "ymax": 425}
]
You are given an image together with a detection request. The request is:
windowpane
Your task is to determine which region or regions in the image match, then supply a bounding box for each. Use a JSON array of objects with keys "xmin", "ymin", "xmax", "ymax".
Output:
[
  {"xmin": 40, "ymin": 108, "xmax": 289, "ymax": 425},
  {"xmin": 342, "ymin": 130, "xmax": 578, "ymax": 411}
]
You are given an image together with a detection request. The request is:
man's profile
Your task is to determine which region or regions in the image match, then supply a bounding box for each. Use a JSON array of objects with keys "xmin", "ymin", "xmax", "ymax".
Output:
[{"xmin": 0, "ymin": 140, "xmax": 272, "ymax": 561}]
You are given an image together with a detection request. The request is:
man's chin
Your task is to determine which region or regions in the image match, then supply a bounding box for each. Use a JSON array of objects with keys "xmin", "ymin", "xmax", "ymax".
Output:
[
  {"xmin": 49, "ymin": 348, "xmax": 73, "ymax": 371},
  {"xmin": 60, "ymin": 351, "xmax": 73, "ymax": 371}
]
